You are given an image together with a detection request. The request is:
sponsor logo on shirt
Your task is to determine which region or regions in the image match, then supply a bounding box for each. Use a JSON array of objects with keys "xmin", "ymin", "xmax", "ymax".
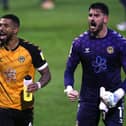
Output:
[
  {"xmin": 84, "ymin": 48, "xmax": 90, "ymax": 53},
  {"xmin": 92, "ymin": 56, "xmax": 107, "ymax": 73}
]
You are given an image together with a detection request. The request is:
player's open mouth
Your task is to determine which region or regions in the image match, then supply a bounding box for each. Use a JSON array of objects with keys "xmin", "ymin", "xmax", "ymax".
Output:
[
  {"xmin": 90, "ymin": 22, "xmax": 96, "ymax": 29},
  {"xmin": 0, "ymin": 32, "xmax": 7, "ymax": 39}
]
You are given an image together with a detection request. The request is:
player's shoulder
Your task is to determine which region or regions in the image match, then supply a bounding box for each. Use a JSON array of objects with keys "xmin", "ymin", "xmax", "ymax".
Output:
[
  {"xmin": 72, "ymin": 31, "xmax": 89, "ymax": 45},
  {"xmin": 19, "ymin": 38, "xmax": 41, "ymax": 52},
  {"xmin": 108, "ymin": 29, "xmax": 126, "ymax": 41},
  {"xmin": 108, "ymin": 29, "xmax": 126, "ymax": 49}
]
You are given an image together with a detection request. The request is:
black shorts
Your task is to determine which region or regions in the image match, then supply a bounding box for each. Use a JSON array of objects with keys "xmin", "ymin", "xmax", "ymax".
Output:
[{"xmin": 0, "ymin": 108, "xmax": 33, "ymax": 126}]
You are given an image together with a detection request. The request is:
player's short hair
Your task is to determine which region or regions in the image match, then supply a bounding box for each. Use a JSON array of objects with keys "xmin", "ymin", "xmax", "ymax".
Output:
[
  {"xmin": 89, "ymin": 2, "xmax": 109, "ymax": 16},
  {"xmin": 0, "ymin": 14, "xmax": 20, "ymax": 27}
]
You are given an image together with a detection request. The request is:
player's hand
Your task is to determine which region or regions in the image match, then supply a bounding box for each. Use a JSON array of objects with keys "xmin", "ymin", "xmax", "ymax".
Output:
[
  {"xmin": 64, "ymin": 85, "xmax": 79, "ymax": 101},
  {"xmin": 66, "ymin": 90, "xmax": 79, "ymax": 102},
  {"xmin": 100, "ymin": 86, "xmax": 116, "ymax": 108},
  {"xmin": 101, "ymin": 90, "xmax": 116, "ymax": 108},
  {"xmin": 100, "ymin": 87, "xmax": 125, "ymax": 108},
  {"xmin": 99, "ymin": 101, "xmax": 108, "ymax": 112},
  {"xmin": 27, "ymin": 83, "xmax": 40, "ymax": 92},
  {"xmin": 99, "ymin": 87, "xmax": 109, "ymax": 112}
]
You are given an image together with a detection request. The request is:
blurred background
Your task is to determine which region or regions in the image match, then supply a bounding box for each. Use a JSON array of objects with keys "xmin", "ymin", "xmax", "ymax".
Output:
[{"xmin": 0, "ymin": 0, "xmax": 126, "ymax": 126}]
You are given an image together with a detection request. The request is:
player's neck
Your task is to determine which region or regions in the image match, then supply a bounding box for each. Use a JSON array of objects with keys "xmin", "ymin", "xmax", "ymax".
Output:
[
  {"xmin": 96, "ymin": 27, "xmax": 108, "ymax": 38},
  {"xmin": 5, "ymin": 37, "xmax": 19, "ymax": 50}
]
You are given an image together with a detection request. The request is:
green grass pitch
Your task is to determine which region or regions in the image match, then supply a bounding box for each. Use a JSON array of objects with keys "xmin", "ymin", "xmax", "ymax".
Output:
[{"xmin": 0, "ymin": 0, "xmax": 126, "ymax": 125}]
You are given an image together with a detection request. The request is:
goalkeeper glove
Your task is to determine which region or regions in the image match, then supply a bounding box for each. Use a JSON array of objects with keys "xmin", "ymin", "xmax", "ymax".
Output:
[
  {"xmin": 99, "ymin": 101, "xmax": 109, "ymax": 112},
  {"xmin": 101, "ymin": 87, "xmax": 125, "ymax": 108},
  {"xmin": 99, "ymin": 87, "xmax": 108, "ymax": 112}
]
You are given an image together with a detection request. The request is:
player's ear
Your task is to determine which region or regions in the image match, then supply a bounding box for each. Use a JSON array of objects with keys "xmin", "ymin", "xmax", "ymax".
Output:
[
  {"xmin": 104, "ymin": 15, "xmax": 109, "ymax": 24},
  {"xmin": 13, "ymin": 27, "xmax": 19, "ymax": 34}
]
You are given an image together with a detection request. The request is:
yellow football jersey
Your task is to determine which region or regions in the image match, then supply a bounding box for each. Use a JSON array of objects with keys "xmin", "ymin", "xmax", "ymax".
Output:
[{"xmin": 0, "ymin": 39, "xmax": 47, "ymax": 110}]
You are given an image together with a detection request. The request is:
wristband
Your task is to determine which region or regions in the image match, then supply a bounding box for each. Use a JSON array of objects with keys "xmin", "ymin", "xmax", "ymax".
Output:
[
  {"xmin": 64, "ymin": 85, "xmax": 73, "ymax": 93},
  {"xmin": 36, "ymin": 82, "xmax": 41, "ymax": 89}
]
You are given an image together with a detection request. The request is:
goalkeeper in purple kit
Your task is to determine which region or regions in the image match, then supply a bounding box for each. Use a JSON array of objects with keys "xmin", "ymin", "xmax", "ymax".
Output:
[{"xmin": 64, "ymin": 2, "xmax": 126, "ymax": 126}]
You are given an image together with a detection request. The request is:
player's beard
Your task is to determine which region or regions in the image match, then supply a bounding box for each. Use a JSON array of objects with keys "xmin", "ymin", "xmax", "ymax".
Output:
[
  {"xmin": 0, "ymin": 34, "xmax": 12, "ymax": 47},
  {"xmin": 89, "ymin": 22, "xmax": 104, "ymax": 38}
]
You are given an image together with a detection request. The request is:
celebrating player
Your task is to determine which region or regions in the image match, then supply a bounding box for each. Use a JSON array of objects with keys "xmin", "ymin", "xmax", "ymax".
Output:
[
  {"xmin": 0, "ymin": 14, "xmax": 51, "ymax": 126},
  {"xmin": 64, "ymin": 2, "xmax": 126, "ymax": 126}
]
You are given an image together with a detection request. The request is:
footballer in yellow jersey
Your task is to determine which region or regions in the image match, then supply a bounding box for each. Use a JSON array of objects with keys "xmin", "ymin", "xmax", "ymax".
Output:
[
  {"xmin": 0, "ymin": 38, "xmax": 48, "ymax": 110},
  {"xmin": 0, "ymin": 14, "xmax": 51, "ymax": 126}
]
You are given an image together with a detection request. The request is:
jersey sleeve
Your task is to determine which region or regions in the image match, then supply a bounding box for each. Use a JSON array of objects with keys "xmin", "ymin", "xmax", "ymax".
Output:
[
  {"xmin": 30, "ymin": 47, "xmax": 48, "ymax": 71},
  {"xmin": 118, "ymin": 37, "xmax": 126, "ymax": 92},
  {"xmin": 64, "ymin": 38, "xmax": 81, "ymax": 88},
  {"xmin": 20, "ymin": 39, "xmax": 48, "ymax": 71}
]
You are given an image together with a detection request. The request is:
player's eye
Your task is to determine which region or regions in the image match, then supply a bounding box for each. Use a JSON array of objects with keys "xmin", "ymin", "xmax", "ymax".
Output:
[
  {"xmin": 89, "ymin": 14, "xmax": 92, "ymax": 17},
  {"xmin": 94, "ymin": 14, "xmax": 99, "ymax": 17}
]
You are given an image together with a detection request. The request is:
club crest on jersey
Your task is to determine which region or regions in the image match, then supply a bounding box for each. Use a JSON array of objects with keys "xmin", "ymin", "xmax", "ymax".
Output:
[
  {"xmin": 18, "ymin": 56, "xmax": 25, "ymax": 63},
  {"xmin": 107, "ymin": 46, "xmax": 114, "ymax": 54}
]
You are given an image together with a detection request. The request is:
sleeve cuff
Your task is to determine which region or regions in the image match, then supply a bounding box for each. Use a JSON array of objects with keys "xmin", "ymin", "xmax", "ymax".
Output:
[{"xmin": 64, "ymin": 85, "xmax": 73, "ymax": 93}]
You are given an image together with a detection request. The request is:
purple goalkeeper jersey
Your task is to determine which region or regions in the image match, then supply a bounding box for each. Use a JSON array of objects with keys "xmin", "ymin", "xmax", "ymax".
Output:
[{"xmin": 64, "ymin": 29, "xmax": 126, "ymax": 102}]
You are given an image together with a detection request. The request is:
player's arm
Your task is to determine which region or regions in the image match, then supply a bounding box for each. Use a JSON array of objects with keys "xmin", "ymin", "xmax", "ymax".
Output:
[
  {"xmin": 64, "ymin": 39, "xmax": 80, "ymax": 101},
  {"xmin": 101, "ymin": 38, "xmax": 126, "ymax": 108},
  {"xmin": 28, "ymin": 65, "xmax": 51, "ymax": 92},
  {"xmin": 111, "ymin": 38, "xmax": 126, "ymax": 105},
  {"xmin": 119, "ymin": 38, "xmax": 126, "ymax": 93},
  {"xmin": 27, "ymin": 46, "xmax": 51, "ymax": 92},
  {"xmin": 38, "ymin": 66, "xmax": 51, "ymax": 88}
]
